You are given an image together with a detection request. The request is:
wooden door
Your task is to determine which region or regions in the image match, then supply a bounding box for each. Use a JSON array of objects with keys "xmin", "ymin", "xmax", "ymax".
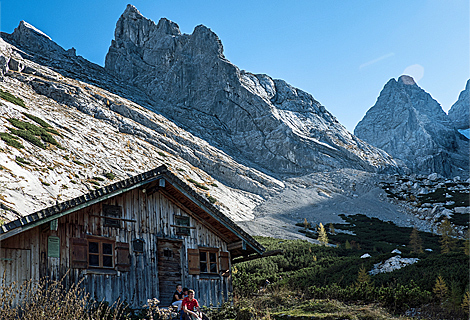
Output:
[{"xmin": 157, "ymin": 240, "xmax": 182, "ymax": 306}]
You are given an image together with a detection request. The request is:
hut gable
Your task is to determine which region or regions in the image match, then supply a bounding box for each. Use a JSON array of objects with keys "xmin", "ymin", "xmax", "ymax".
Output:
[{"xmin": 0, "ymin": 165, "xmax": 264, "ymax": 307}]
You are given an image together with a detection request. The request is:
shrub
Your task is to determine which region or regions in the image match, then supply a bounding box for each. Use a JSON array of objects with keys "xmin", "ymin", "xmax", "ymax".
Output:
[
  {"xmin": 73, "ymin": 160, "xmax": 84, "ymax": 166},
  {"xmin": 7, "ymin": 118, "xmax": 61, "ymax": 148},
  {"xmin": 92, "ymin": 176, "xmax": 105, "ymax": 182},
  {"xmin": 0, "ymin": 132, "xmax": 24, "ymax": 149},
  {"xmin": 22, "ymin": 112, "xmax": 51, "ymax": 128},
  {"xmin": 15, "ymin": 156, "xmax": 31, "ymax": 166},
  {"xmin": 0, "ymin": 89, "xmax": 26, "ymax": 107},
  {"xmin": 8, "ymin": 127, "xmax": 45, "ymax": 149}
]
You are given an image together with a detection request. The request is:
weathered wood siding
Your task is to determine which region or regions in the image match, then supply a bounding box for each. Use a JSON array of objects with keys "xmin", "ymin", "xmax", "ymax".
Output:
[{"xmin": 0, "ymin": 188, "xmax": 230, "ymax": 308}]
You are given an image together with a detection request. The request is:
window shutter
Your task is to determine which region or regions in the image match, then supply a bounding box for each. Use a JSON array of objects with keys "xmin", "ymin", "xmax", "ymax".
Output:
[
  {"xmin": 116, "ymin": 242, "xmax": 130, "ymax": 272},
  {"xmin": 219, "ymin": 251, "xmax": 230, "ymax": 276},
  {"xmin": 187, "ymin": 249, "xmax": 200, "ymax": 275},
  {"xmin": 71, "ymin": 238, "xmax": 88, "ymax": 269}
]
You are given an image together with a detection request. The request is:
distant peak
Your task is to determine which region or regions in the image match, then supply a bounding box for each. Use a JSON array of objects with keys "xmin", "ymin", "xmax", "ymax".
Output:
[
  {"xmin": 16, "ymin": 20, "xmax": 51, "ymax": 40},
  {"xmin": 123, "ymin": 4, "xmax": 142, "ymax": 16},
  {"xmin": 398, "ymin": 75, "xmax": 416, "ymax": 86}
]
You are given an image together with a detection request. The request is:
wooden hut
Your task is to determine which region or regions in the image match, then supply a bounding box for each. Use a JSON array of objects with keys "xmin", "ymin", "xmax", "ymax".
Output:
[{"xmin": 0, "ymin": 165, "xmax": 264, "ymax": 307}]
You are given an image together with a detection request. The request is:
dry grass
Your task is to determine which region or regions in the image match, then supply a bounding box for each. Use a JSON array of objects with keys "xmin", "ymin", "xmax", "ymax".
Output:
[{"xmin": 0, "ymin": 273, "xmax": 128, "ymax": 320}]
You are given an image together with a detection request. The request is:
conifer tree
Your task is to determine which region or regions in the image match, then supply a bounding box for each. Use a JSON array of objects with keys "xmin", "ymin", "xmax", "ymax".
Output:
[
  {"xmin": 356, "ymin": 265, "xmax": 371, "ymax": 286},
  {"xmin": 329, "ymin": 222, "xmax": 335, "ymax": 235},
  {"xmin": 433, "ymin": 275, "xmax": 448, "ymax": 301},
  {"xmin": 317, "ymin": 223, "xmax": 328, "ymax": 245},
  {"xmin": 463, "ymin": 229, "xmax": 469, "ymax": 256},
  {"xmin": 409, "ymin": 227, "xmax": 423, "ymax": 254},
  {"xmin": 438, "ymin": 218, "xmax": 457, "ymax": 253}
]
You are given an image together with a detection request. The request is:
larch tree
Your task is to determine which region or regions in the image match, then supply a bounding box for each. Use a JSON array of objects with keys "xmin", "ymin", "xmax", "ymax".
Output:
[
  {"xmin": 409, "ymin": 227, "xmax": 423, "ymax": 254},
  {"xmin": 433, "ymin": 275, "xmax": 448, "ymax": 302},
  {"xmin": 317, "ymin": 223, "xmax": 328, "ymax": 245},
  {"xmin": 438, "ymin": 218, "xmax": 458, "ymax": 254}
]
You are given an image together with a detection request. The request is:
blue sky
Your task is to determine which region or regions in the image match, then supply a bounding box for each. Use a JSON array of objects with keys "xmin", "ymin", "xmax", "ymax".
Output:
[{"xmin": 1, "ymin": 1, "xmax": 468, "ymax": 132}]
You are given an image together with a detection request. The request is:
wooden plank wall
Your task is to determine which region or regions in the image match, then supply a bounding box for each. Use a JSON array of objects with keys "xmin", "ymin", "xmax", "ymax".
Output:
[{"xmin": 0, "ymin": 187, "xmax": 231, "ymax": 308}]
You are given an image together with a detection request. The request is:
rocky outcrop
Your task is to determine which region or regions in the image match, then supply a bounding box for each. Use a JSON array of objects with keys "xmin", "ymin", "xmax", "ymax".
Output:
[
  {"xmin": 355, "ymin": 75, "xmax": 469, "ymax": 177},
  {"xmin": 448, "ymin": 79, "xmax": 469, "ymax": 130},
  {"xmin": 105, "ymin": 5, "xmax": 400, "ymax": 176}
]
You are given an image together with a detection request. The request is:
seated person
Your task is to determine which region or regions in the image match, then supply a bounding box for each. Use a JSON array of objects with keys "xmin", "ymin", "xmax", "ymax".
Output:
[
  {"xmin": 171, "ymin": 285, "xmax": 184, "ymax": 310},
  {"xmin": 181, "ymin": 289, "xmax": 209, "ymax": 320}
]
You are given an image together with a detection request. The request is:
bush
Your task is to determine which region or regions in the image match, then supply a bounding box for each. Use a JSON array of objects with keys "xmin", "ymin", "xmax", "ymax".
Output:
[
  {"xmin": 104, "ymin": 172, "xmax": 116, "ymax": 180},
  {"xmin": 0, "ymin": 89, "xmax": 26, "ymax": 107},
  {"xmin": 0, "ymin": 132, "xmax": 24, "ymax": 149},
  {"xmin": 187, "ymin": 178, "xmax": 210, "ymax": 190}
]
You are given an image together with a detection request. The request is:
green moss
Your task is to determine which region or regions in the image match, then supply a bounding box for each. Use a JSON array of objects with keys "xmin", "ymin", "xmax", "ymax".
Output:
[
  {"xmin": 0, "ymin": 132, "xmax": 24, "ymax": 149},
  {"xmin": 103, "ymin": 172, "xmax": 115, "ymax": 180},
  {"xmin": 0, "ymin": 89, "xmax": 26, "ymax": 107}
]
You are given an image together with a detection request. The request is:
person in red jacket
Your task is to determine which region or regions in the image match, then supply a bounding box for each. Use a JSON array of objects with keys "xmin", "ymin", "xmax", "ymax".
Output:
[{"xmin": 181, "ymin": 290, "xmax": 209, "ymax": 320}]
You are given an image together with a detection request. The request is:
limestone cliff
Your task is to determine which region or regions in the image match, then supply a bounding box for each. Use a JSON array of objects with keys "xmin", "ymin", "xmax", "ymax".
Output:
[{"xmin": 105, "ymin": 5, "xmax": 400, "ymax": 176}]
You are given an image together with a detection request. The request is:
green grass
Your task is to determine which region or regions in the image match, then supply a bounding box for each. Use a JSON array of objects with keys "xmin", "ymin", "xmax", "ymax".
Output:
[
  {"xmin": 207, "ymin": 195, "xmax": 217, "ymax": 204},
  {"xmin": 15, "ymin": 156, "xmax": 31, "ymax": 166},
  {"xmin": 6, "ymin": 118, "xmax": 61, "ymax": 149},
  {"xmin": 103, "ymin": 172, "xmax": 115, "ymax": 180},
  {"xmin": 187, "ymin": 178, "xmax": 210, "ymax": 190},
  {"xmin": 22, "ymin": 112, "xmax": 51, "ymax": 128},
  {"xmin": 0, "ymin": 132, "xmax": 24, "ymax": 149},
  {"xmin": 0, "ymin": 89, "xmax": 26, "ymax": 107}
]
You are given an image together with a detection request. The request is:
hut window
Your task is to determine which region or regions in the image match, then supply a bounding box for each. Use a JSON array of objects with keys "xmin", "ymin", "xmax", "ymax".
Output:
[
  {"xmin": 174, "ymin": 215, "xmax": 191, "ymax": 236},
  {"xmin": 103, "ymin": 204, "xmax": 122, "ymax": 228},
  {"xmin": 88, "ymin": 240, "xmax": 114, "ymax": 268},
  {"xmin": 199, "ymin": 250, "xmax": 218, "ymax": 273}
]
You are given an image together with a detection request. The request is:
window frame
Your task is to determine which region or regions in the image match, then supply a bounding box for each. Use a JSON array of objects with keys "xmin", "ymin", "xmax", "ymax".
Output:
[
  {"xmin": 173, "ymin": 215, "xmax": 191, "ymax": 236},
  {"xmin": 87, "ymin": 236, "xmax": 115, "ymax": 269},
  {"xmin": 199, "ymin": 249, "xmax": 219, "ymax": 274}
]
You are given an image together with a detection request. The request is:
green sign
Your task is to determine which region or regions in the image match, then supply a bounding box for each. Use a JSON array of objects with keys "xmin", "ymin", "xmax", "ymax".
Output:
[{"xmin": 48, "ymin": 236, "xmax": 60, "ymax": 258}]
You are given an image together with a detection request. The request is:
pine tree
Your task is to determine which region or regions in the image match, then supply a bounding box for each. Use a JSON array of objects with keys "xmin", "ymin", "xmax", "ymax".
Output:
[
  {"xmin": 329, "ymin": 223, "xmax": 335, "ymax": 235},
  {"xmin": 317, "ymin": 223, "xmax": 328, "ymax": 245},
  {"xmin": 356, "ymin": 265, "xmax": 371, "ymax": 286},
  {"xmin": 409, "ymin": 227, "xmax": 423, "ymax": 254},
  {"xmin": 438, "ymin": 218, "xmax": 458, "ymax": 254},
  {"xmin": 463, "ymin": 229, "xmax": 469, "ymax": 256},
  {"xmin": 433, "ymin": 275, "xmax": 448, "ymax": 301}
]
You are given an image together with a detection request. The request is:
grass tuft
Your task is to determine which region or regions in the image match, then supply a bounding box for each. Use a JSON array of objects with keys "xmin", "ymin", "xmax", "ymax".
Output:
[{"xmin": 0, "ymin": 88, "xmax": 26, "ymax": 107}]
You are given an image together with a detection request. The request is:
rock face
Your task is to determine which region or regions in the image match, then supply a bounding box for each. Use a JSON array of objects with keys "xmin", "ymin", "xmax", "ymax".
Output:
[
  {"xmin": 355, "ymin": 75, "xmax": 469, "ymax": 177},
  {"xmin": 105, "ymin": 5, "xmax": 400, "ymax": 176},
  {"xmin": 448, "ymin": 79, "xmax": 469, "ymax": 130}
]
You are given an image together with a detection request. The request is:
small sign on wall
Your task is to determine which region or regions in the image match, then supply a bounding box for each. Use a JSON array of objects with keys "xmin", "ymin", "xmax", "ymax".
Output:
[{"xmin": 48, "ymin": 236, "xmax": 60, "ymax": 258}]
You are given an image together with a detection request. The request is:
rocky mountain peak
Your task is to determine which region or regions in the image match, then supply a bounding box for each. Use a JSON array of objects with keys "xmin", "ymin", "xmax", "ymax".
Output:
[
  {"xmin": 105, "ymin": 5, "xmax": 400, "ymax": 176},
  {"xmin": 398, "ymin": 75, "xmax": 417, "ymax": 86},
  {"xmin": 448, "ymin": 79, "xmax": 469, "ymax": 130},
  {"xmin": 355, "ymin": 77, "xmax": 469, "ymax": 177},
  {"xmin": 9, "ymin": 20, "xmax": 64, "ymax": 54}
]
